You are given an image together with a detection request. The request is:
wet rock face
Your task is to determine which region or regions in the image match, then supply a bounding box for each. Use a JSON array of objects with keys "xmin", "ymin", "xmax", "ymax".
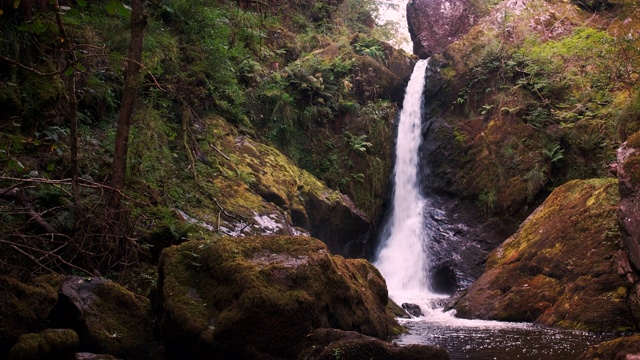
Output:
[
  {"xmin": 616, "ymin": 132, "xmax": 640, "ymax": 326},
  {"xmin": 452, "ymin": 179, "xmax": 637, "ymax": 332},
  {"xmin": 407, "ymin": 0, "xmax": 478, "ymax": 58},
  {"xmin": 156, "ymin": 235, "xmax": 403, "ymax": 359},
  {"xmin": 617, "ymin": 133, "xmax": 640, "ymax": 272}
]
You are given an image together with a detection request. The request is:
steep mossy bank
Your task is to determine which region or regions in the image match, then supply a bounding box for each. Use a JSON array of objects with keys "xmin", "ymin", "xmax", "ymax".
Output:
[{"xmin": 415, "ymin": 0, "xmax": 640, "ymax": 222}]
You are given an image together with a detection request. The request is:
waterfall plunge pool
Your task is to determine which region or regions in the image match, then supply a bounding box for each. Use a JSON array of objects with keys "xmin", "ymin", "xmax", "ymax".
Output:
[{"xmin": 389, "ymin": 293, "xmax": 615, "ymax": 360}]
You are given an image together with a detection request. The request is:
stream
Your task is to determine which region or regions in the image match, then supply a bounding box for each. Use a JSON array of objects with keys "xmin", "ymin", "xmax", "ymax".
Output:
[{"xmin": 390, "ymin": 292, "xmax": 614, "ymax": 360}]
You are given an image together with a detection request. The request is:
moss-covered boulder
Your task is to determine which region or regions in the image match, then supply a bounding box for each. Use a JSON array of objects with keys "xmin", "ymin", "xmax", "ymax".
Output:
[
  {"xmin": 49, "ymin": 277, "xmax": 161, "ymax": 360},
  {"xmin": 8, "ymin": 329, "xmax": 78, "ymax": 360},
  {"xmin": 156, "ymin": 235, "xmax": 402, "ymax": 359},
  {"xmin": 0, "ymin": 275, "xmax": 60, "ymax": 359},
  {"xmin": 300, "ymin": 328, "xmax": 450, "ymax": 360},
  {"xmin": 577, "ymin": 334, "xmax": 640, "ymax": 360},
  {"xmin": 453, "ymin": 178, "xmax": 637, "ymax": 331}
]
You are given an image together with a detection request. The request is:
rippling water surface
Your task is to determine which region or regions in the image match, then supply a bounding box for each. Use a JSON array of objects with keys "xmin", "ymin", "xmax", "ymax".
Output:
[
  {"xmin": 391, "ymin": 294, "xmax": 613, "ymax": 360},
  {"xmin": 398, "ymin": 316, "xmax": 614, "ymax": 360}
]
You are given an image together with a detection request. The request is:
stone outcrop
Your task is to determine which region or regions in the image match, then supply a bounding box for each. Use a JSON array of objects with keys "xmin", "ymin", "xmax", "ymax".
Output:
[
  {"xmin": 300, "ymin": 328, "xmax": 450, "ymax": 360},
  {"xmin": 185, "ymin": 115, "xmax": 371, "ymax": 257},
  {"xmin": 616, "ymin": 132, "xmax": 640, "ymax": 272},
  {"xmin": 0, "ymin": 275, "xmax": 60, "ymax": 359},
  {"xmin": 156, "ymin": 235, "xmax": 406, "ymax": 359},
  {"xmin": 615, "ymin": 131, "xmax": 640, "ymax": 327},
  {"xmin": 577, "ymin": 334, "xmax": 640, "ymax": 360},
  {"xmin": 0, "ymin": 276, "xmax": 161, "ymax": 360},
  {"xmin": 49, "ymin": 277, "xmax": 162, "ymax": 360},
  {"xmin": 406, "ymin": 0, "xmax": 478, "ymax": 58},
  {"xmin": 8, "ymin": 329, "xmax": 79, "ymax": 360},
  {"xmin": 452, "ymin": 179, "xmax": 637, "ymax": 332}
]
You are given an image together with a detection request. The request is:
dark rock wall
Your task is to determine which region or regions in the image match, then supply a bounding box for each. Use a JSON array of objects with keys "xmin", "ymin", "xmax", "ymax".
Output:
[
  {"xmin": 407, "ymin": 0, "xmax": 478, "ymax": 58},
  {"xmin": 615, "ymin": 131, "xmax": 640, "ymax": 325}
]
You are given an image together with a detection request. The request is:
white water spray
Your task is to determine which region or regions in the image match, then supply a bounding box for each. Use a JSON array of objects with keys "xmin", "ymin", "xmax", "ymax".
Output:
[{"xmin": 375, "ymin": 59, "xmax": 431, "ymax": 297}]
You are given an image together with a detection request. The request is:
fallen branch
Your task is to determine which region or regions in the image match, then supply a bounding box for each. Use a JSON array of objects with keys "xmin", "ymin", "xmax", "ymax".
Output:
[
  {"xmin": 0, "ymin": 188, "xmax": 57, "ymax": 234},
  {"xmin": 211, "ymin": 197, "xmax": 251, "ymax": 236},
  {"xmin": 210, "ymin": 144, "xmax": 231, "ymax": 161},
  {"xmin": 0, "ymin": 176, "xmax": 147, "ymax": 205}
]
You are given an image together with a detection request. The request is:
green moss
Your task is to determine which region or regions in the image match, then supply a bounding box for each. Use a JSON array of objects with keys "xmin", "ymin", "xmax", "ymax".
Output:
[
  {"xmin": 158, "ymin": 236, "xmax": 399, "ymax": 357},
  {"xmin": 8, "ymin": 329, "xmax": 78, "ymax": 360},
  {"xmin": 626, "ymin": 131, "xmax": 640, "ymax": 149},
  {"xmin": 622, "ymin": 153, "xmax": 640, "ymax": 186},
  {"xmin": 458, "ymin": 178, "xmax": 633, "ymax": 331},
  {"xmin": 0, "ymin": 276, "xmax": 60, "ymax": 358}
]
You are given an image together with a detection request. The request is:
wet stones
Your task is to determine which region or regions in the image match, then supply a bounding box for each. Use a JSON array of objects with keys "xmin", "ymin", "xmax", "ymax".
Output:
[{"xmin": 401, "ymin": 303, "xmax": 424, "ymax": 317}]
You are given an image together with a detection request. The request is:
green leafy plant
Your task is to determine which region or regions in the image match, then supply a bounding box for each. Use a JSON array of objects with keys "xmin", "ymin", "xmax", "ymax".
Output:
[{"xmin": 344, "ymin": 131, "xmax": 372, "ymax": 153}]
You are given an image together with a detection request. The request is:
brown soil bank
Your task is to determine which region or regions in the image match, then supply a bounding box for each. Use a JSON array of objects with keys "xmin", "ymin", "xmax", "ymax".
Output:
[{"xmin": 452, "ymin": 178, "xmax": 638, "ymax": 332}]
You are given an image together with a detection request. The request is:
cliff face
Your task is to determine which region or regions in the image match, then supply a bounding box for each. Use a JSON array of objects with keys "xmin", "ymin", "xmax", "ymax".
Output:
[{"xmin": 406, "ymin": 0, "xmax": 478, "ymax": 58}]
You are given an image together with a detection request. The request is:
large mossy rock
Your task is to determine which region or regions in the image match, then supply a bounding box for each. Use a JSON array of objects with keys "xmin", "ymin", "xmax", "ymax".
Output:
[
  {"xmin": 8, "ymin": 329, "xmax": 79, "ymax": 360},
  {"xmin": 183, "ymin": 115, "xmax": 371, "ymax": 257},
  {"xmin": 0, "ymin": 275, "xmax": 60, "ymax": 359},
  {"xmin": 156, "ymin": 235, "xmax": 402, "ymax": 359},
  {"xmin": 453, "ymin": 178, "xmax": 637, "ymax": 331},
  {"xmin": 49, "ymin": 276, "xmax": 161, "ymax": 360}
]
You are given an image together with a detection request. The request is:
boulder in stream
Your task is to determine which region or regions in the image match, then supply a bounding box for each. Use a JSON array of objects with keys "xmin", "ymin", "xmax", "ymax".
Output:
[
  {"xmin": 300, "ymin": 328, "xmax": 450, "ymax": 360},
  {"xmin": 156, "ymin": 235, "xmax": 404, "ymax": 359},
  {"xmin": 453, "ymin": 178, "xmax": 637, "ymax": 331},
  {"xmin": 401, "ymin": 303, "xmax": 424, "ymax": 317}
]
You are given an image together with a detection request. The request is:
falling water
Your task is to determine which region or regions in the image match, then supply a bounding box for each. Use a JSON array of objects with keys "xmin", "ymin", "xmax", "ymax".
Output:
[
  {"xmin": 374, "ymin": 59, "xmax": 431, "ymax": 296},
  {"xmin": 372, "ymin": 59, "xmax": 614, "ymax": 359}
]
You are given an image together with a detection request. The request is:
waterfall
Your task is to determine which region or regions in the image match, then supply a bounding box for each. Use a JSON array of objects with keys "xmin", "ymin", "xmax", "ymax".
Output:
[{"xmin": 375, "ymin": 59, "xmax": 432, "ymax": 296}]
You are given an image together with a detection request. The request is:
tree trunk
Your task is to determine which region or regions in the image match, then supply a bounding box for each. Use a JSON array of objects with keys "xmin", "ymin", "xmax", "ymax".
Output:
[
  {"xmin": 54, "ymin": 0, "xmax": 80, "ymax": 202},
  {"xmin": 111, "ymin": 0, "xmax": 147, "ymax": 192}
]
